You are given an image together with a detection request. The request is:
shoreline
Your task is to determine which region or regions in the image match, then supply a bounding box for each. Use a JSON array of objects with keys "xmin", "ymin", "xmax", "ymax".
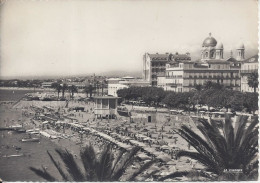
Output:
[
  {"xmin": 0, "ymin": 95, "xmax": 204, "ymax": 181},
  {"xmin": 0, "ymin": 87, "xmax": 53, "ymax": 91}
]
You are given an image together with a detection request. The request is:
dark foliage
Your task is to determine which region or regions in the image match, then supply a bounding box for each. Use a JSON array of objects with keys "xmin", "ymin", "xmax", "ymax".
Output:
[{"xmin": 176, "ymin": 116, "xmax": 259, "ymax": 181}]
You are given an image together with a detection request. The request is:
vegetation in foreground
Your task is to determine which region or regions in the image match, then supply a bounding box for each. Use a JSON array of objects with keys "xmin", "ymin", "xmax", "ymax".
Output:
[
  {"xmin": 30, "ymin": 144, "xmax": 157, "ymax": 181},
  {"xmin": 176, "ymin": 115, "xmax": 258, "ymax": 181}
]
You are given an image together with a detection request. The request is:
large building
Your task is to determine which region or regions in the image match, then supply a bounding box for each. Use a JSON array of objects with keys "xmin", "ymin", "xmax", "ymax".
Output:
[
  {"xmin": 158, "ymin": 61, "xmax": 241, "ymax": 92},
  {"xmin": 157, "ymin": 33, "xmax": 249, "ymax": 92},
  {"xmin": 107, "ymin": 77, "xmax": 150, "ymax": 96},
  {"xmin": 143, "ymin": 52, "xmax": 191, "ymax": 86},
  {"xmin": 241, "ymin": 55, "xmax": 259, "ymax": 92}
]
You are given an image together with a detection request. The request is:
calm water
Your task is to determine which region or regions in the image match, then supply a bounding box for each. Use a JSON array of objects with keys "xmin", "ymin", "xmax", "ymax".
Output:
[
  {"xmin": 0, "ymin": 131, "xmax": 63, "ymax": 181},
  {"xmin": 0, "ymin": 89, "xmax": 41, "ymax": 101},
  {"xmin": 0, "ymin": 89, "xmax": 64, "ymax": 181}
]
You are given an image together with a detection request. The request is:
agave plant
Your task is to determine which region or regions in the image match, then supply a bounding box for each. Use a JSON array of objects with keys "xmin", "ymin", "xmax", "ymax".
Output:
[
  {"xmin": 176, "ymin": 115, "xmax": 258, "ymax": 181},
  {"xmin": 30, "ymin": 143, "xmax": 156, "ymax": 181}
]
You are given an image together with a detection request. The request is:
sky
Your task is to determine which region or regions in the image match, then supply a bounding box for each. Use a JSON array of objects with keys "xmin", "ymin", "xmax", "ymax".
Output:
[{"xmin": 0, "ymin": 0, "xmax": 258, "ymax": 78}]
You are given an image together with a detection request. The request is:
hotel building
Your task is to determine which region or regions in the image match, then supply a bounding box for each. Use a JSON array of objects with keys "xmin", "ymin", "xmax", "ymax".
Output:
[
  {"xmin": 155, "ymin": 33, "xmax": 257, "ymax": 92},
  {"xmin": 143, "ymin": 52, "xmax": 191, "ymax": 86}
]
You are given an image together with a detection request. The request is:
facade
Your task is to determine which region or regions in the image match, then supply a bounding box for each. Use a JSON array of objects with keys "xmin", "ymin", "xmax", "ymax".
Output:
[
  {"xmin": 158, "ymin": 61, "xmax": 241, "ymax": 92},
  {"xmin": 107, "ymin": 78, "xmax": 129, "ymax": 96},
  {"xmin": 157, "ymin": 33, "xmax": 245, "ymax": 92},
  {"xmin": 241, "ymin": 55, "xmax": 259, "ymax": 92},
  {"xmin": 143, "ymin": 52, "xmax": 191, "ymax": 86},
  {"xmin": 41, "ymin": 82, "xmax": 53, "ymax": 88},
  {"xmin": 107, "ymin": 77, "xmax": 150, "ymax": 96},
  {"xmin": 93, "ymin": 96, "xmax": 119, "ymax": 119}
]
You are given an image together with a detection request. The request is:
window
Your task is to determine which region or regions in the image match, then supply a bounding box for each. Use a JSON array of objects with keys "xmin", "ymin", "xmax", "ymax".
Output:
[{"xmin": 211, "ymin": 51, "xmax": 214, "ymax": 58}]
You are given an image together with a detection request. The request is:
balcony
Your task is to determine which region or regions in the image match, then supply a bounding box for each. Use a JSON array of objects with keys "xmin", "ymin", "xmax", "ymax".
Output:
[
  {"xmin": 241, "ymin": 69, "xmax": 258, "ymax": 74},
  {"xmin": 165, "ymin": 76, "xmax": 183, "ymax": 79}
]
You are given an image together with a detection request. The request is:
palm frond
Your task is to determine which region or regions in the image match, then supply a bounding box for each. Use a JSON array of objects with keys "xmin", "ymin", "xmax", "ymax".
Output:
[
  {"xmin": 97, "ymin": 144, "xmax": 114, "ymax": 181},
  {"xmin": 29, "ymin": 167, "xmax": 56, "ymax": 182},
  {"xmin": 80, "ymin": 144, "xmax": 97, "ymax": 180},
  {"xmin": 47, "ymin": 150, "xmax": 69, "ymax": 181},
  {"xmin": 233, "ymin": 115, "xmax": 248, "ymax": 148},
  {"xmin": 158, "ymin": 171, "xmax": 189, "ymax": 181},
  {"xmin": 223, "ymin": 117, "xmax": 234, "ymax": 157},
  {"xmin": 177, "ymin": 151, "xmax": 221, "ymax": 174},
  {"xmin": 111, "ymin": 146, "xmax": 140, "ymax": 181},
  {"xmin": 127, "ymin": 160, "xmax": 155, "ymax": 181},
  {"xmin": 55, "ymin": 148, "xmax": 85, "ymax": 181},
  {"xmin": 110, "ymin": 149, "xmax": 125, "ymax": 177},
  {"xmin": 178, "ymin": 125, "xmax": 220, "ymax": 165}
]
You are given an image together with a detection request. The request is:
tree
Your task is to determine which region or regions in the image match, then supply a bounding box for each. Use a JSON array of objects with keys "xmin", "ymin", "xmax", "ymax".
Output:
[
  {"xmin": 162, "ymin": 92, "xmax": 178, "ymax": 108},
  {"xmin": 176, "ymin": 116, "xmax": 258, "ymax": 181},
  {"xmin": 88, "ymin": 84, "xmax": 94, "ymax": 98},
  {"xmin": 243, "ymin": 92, "xmax": 258, "ymax": 114},
  {"xmin": 30, "ymin": 144, "xmax": 156, "ymax": 181},
  {"xmin": 61, "ymin": 84, "xmax": 68, "ymax": 98},
  {"xmin": 51, "ymin": 83, "xmax": 62, "ymax": 98},
  {"xmin": 69, "ymin": 85, "xmax": 78, "ymax": 99},
  {"xmin": 194, "ymin": 84, "xmax": 203, "ymax": 91},
  {"xmin": 204, "ymin": 81, "xmax": 224, "ymax": 90},
  {"xmin": 247, "ymin": 72, "xmax": 259, "ymax": 93},
  {"xmin": 84, "ymin": 85, "xmax": 89, "ymax": 97}
]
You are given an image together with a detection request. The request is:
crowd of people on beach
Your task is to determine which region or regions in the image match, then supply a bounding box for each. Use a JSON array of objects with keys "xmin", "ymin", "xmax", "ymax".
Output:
[{"xmin": 1, "ymin": 98, "xmax": 200, "ymax": 180}]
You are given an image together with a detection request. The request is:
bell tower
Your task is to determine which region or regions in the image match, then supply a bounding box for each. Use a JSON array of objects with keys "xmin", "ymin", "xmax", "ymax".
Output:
[{"xmin": 236, "ymin": 43, "xmax": 245, "ymax": 61}]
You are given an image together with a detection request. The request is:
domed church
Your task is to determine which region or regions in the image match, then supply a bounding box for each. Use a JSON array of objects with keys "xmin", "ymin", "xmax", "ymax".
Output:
[
  {"xmin": 201, "ymin": 33, "xmax": 224, "ymax": 61},
  {"xmin": 201, "ymin": 33, "xmax": 245, "ymax": 61}
]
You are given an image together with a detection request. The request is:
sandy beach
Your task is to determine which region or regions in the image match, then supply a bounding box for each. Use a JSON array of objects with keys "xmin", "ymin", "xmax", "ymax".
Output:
[{"xmin": 0, "ymin": 91, "xmax": 206, "ymax": 181}]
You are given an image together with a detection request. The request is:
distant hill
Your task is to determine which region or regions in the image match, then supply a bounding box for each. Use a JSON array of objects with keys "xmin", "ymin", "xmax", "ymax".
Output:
[{"xmin": 0, "ymin": 70, "xmax": 143, "ymax": 80}]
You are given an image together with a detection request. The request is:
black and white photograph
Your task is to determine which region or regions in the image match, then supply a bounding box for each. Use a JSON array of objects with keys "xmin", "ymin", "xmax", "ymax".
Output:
[{"xmin": 0, "ymin": 0, "xmax": 259, "ymax": 182}]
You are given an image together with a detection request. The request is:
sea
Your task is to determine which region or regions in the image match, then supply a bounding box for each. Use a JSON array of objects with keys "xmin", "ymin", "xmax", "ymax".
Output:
[
  {"xmin": 0, "ymin": 89, "xmax": 63, "ymax": 181},
  {"xmin": 0, "ymin": 89, "xmax": 45, "ymax": 101}
]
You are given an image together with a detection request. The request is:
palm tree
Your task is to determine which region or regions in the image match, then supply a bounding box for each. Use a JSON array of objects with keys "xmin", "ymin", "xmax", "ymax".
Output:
[
  {"xmin": 176, "ymin": 116, "xmax": 258, "ymax": 181},
  {"xmin": 247, "ymin": 71, "xmax": 259, "ymax": 93},
  {"xmin": 84, "ymin": 85, "xmax": 89, "ymax": 97},
  {"xmin": 61, "ymin": 84, "xmax": 68, "ymax": 98},
  {"xmin": 69, "ymin": 85, "xmax": 78, "ymax": 99},
  {"xmin": 88, "ymin": 84, "xmax": 93, "ymax": 98},
  {"xmin": 30, "ymin": 144, "xmax": 156, "ymax": 181},
  {"xmin": 51, "ymin": 83, "xmax": 62, "ymax": 98}
]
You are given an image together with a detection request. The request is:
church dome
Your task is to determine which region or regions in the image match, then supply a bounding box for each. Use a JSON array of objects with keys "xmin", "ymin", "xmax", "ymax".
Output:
[
  {"xmin": 202, "ymin": 33, "xmax": 217, "ymax": 47},
  {"xmin": 237, "ymin": 42, "xmax": 245, "ymax": 49},
  {"xmin": 216, "ymin": 42, "xmax": 223, "ymax": 49}
]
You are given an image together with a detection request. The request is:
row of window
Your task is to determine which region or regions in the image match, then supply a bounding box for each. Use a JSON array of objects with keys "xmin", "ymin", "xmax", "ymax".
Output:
[{"xmin": 151, "ymin": 63, "xmax": 166, "ymax": 67}]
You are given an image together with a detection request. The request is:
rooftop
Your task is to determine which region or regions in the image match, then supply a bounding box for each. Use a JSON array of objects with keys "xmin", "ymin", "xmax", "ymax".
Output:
[{"xmin": 242, "ymin": 55, "xmax": 258, "ymax": 63}]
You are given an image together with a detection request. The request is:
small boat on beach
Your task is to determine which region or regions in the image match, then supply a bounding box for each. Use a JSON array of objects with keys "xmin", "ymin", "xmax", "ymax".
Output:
[
  {"xmin": 3, "ymin": 154, "xmax": 24, "ymax": 158},
  {"xmin": 0, "ymin": 127, "xmax": 14, "ymax": 131},
  {"xmin": 15, "ymin": 128, "xmax": 26, "ymax": 133},
  {"xmin": 21, "ymin": 137, "xmax": 40, "ymax": 142},
  {"xmin": 27, "ymin": 128, "xmax": 40, "ymax": 134}
]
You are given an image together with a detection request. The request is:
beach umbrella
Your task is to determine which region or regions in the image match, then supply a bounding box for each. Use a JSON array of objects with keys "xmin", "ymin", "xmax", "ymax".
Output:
[
  {"xmin": 166, "ymin": 160, "xmax": 176, "ymax": 165},
  {"xmin": 143, "ymin": 137, "xmax": 151, "ymax": 141},
  {"xmin": 160, "ymin": 145, "xmax": 170, "ymax": 150},
  {"xmin": 160, "ymin": 171, "xmax": 171, "ymax": 176},
  {"xmin": 157, "ymin": 154, "xmax": 171, "ymax": 162},
  {"xmin": 137, "ymin": 153, "xmax": 151, "ymax": 160},
  {"xmin": 146, "ymin": 166, "xmax": 160, "ymax": 174},
  {"xmin": 168, "ymin": 165, "xmax": 177, "ymax": 172}
]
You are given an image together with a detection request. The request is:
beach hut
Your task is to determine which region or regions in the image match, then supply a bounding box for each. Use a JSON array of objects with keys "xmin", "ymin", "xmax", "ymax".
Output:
[{"xmin": 93, "ymin": 96, "xmax": 119, "ymax": 119}]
